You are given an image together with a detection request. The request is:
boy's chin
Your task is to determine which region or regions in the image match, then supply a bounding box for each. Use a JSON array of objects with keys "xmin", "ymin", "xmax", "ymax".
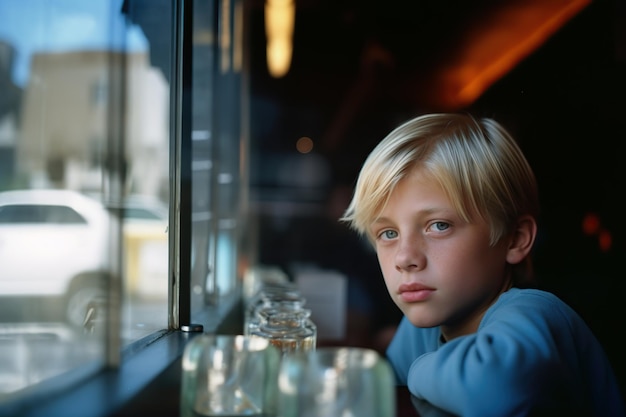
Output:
[{"xmin": 403, "ymin": 310, "xmax": 441, "ymax": 329}]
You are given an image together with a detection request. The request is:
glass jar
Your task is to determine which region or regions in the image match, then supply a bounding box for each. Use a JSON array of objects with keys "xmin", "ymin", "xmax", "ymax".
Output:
[
  {"xmin": 250, "ymin": 308, "xmax": 316, "ymax": 355},
  {"xmin": 244, "ymin": 288, "xmax": 306, "ymax": 335}
]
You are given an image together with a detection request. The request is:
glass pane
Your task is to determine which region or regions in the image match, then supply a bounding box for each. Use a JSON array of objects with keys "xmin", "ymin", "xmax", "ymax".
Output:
[
  {"xmin": 117, "ymin": 0, "xmax": 173, "ymax": 344},
  {"xmin": 190, "ymin": 0, "xmax": 244, "ymax": 315},
  {"xmin": 0, "ymin": 0, "xmax": 171, "ymax": 398},
  {"xmin": 190, "ymin": 0, "xmax": 217, "ymax": 313}
]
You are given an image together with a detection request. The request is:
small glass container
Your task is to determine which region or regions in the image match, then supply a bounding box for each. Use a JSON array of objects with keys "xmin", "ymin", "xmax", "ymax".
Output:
[
  {"xmin": 244, "ymin": 289, "xmax": 306, "ymax": 335},
  {"xmin": 251, "ymin": 308, "xmax": 316, "ymax": 355},
  {"xmin": 246, "ymin": 297, "xmax": 309, "ymax": 335},
  {"xmin": 180, "ymin": 335, "xmax": 281, "ymax": 417},
  {"xmin": 276, "ymin": 347, "xmax": 396, "ymax": 417}
]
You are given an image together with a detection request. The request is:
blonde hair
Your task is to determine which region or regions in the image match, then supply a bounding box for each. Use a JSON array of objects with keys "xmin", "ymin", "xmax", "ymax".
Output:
[{"xmin": 341, "ymin": 113, "xmax": 540, "ymax": 285}]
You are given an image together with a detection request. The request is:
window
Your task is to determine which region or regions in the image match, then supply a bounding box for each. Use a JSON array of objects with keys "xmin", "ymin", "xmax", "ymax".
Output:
[{"xmin": 0, "ymin": 0, "xmax": 247, "ymax": 411}]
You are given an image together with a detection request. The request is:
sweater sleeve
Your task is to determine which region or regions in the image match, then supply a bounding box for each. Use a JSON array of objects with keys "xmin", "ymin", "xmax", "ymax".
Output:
[
  {"xmin": 406, "ymin": 291, "xmax": 587, "ymax": 417},
  {"xmin": 386, "ymin": 317, "xmax": 441, "ymax": 385}
]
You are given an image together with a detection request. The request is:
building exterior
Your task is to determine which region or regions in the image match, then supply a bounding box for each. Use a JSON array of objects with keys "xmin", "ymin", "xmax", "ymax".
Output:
[{"xmin": 16, "ymin": 49, "xmax": 169, "ymax": 196}]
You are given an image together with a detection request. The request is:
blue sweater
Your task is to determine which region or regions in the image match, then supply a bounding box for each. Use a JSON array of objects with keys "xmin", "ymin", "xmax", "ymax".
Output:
[{"xmin": 387, "ymin": 288, "xmax": 625, "ymax": 416}]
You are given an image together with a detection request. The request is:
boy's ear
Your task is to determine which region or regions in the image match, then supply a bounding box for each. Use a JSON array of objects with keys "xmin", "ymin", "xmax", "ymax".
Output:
[{"xmin": 506, "ymin": 215, "xmax": 537, "ymax": 265}]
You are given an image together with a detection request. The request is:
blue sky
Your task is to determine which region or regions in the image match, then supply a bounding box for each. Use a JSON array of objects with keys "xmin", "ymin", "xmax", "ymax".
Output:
[{"xmin": 0, "ymin": 0, "xmax": 147, "ymax": 86}]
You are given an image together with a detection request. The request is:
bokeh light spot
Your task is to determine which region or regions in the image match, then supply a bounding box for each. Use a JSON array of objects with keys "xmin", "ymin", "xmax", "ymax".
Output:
[
  {"xmin": 296, "ymin": 136, "xmax": 314, "ymax": 154},
  {"xmin": 598, "ymin": 230, "xmax": 612, "ymax": 252},
  {"xmin": 582, "ymin": 213, "xmax": 600, "ymax": 235}
]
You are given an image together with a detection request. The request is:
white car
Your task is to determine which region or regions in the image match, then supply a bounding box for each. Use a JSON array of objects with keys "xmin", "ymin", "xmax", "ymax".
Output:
[
  {"xmin": 0, "ymin": 189, "xmax": 111, "ymax": 328},
  {"xmin": 0, "ymin": 189, "xmax": 168, "ymax": 328}
]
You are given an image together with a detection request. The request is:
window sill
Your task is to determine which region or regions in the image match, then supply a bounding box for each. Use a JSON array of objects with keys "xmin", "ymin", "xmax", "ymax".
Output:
[{"xmin": 2, "ymin": 294, "xmax": 243, "ymax": 417}]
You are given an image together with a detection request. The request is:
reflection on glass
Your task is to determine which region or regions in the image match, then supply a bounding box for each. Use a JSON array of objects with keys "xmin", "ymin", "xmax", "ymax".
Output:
[
  {"xmin": 0, "ymin": 0, "xmax": 170, "ymax": 397},
  {"xmin": 190, "ymin": 0, "xmax": 216, "ymax": 311},
  {"xmin": 191, "ymin": 0, "xmax": 244, "ymax": 313}
]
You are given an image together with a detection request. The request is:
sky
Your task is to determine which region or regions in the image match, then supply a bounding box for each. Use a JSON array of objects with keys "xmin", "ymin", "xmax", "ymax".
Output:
[{"xmin": 0, "ymin": 0, "xmax": 148, "ymax": 86}]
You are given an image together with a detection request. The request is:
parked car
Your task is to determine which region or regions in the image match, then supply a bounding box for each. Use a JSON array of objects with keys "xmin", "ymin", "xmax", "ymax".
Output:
[{"xmin": 0, "ymin": 189, "xmax": 169, "ymax": 328}]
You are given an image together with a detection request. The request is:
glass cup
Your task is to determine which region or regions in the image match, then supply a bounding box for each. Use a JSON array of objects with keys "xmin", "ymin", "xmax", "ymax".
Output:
[
  {"xmin": 276, "ymin": 347, "xmax": 396, "ymax": 417},
  {"xmin": 180, "ymin": 334, "xmax": 281, "ymax": 417}
]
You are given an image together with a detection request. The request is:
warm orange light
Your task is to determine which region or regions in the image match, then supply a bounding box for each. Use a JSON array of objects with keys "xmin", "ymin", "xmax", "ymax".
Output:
[
  {"xmin": 296, "ymin": 136, "xmax": 314, "ymax": 153},
  {"xmin": 265, "ymin": 0, "xmax": 295, "ymax": 78},
  {"xmin": 425, "ymin": 0, "xmax": 591, "ymax": 109}
]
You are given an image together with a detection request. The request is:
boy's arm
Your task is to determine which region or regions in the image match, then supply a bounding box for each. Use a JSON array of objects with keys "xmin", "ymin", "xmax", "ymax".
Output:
[
  {"xmin": 407, "ymin": 293, "xmax": 585, "ymax": 417},
  {"xmin": 386, "ymin": 317, "xmax": 441, "ymax": 384}
]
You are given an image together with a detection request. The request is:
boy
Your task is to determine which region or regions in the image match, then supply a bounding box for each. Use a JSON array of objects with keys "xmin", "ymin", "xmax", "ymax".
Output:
[{"xmin": 341, "ymin": 113, "xmax": 624, "ymax": 416}]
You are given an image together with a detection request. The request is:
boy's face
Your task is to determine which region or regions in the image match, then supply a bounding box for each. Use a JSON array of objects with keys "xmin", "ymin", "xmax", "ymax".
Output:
[{"xmin": 370, "ymin": 167, "xmax": 512, "ymax": 341}]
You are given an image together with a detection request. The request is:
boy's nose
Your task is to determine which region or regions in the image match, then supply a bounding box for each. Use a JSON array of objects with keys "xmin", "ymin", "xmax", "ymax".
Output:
[{"xmin": 394, "ymin": 239, "xmax": 425, "ymax": 272}]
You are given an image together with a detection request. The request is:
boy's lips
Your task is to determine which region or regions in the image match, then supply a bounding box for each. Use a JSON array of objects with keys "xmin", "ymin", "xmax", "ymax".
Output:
[{"xmin": 398, "ymin": 282, "xmax": 435, "ymax": 302}]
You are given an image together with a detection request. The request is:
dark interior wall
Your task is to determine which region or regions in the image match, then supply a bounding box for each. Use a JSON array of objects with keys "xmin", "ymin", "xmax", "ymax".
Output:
[{"xmin": 467, "ymin": 0, "xmax": 626, "ymax": 390}]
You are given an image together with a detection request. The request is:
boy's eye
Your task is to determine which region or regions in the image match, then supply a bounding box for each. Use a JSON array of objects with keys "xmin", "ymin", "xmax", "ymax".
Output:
[
  {"xmin": 430, "ymin": 222, "xmax": 450, "ymax": 232},
  {"xmin": 380, "ymin": 229, "xmax": 398, "ymax": 240}
]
